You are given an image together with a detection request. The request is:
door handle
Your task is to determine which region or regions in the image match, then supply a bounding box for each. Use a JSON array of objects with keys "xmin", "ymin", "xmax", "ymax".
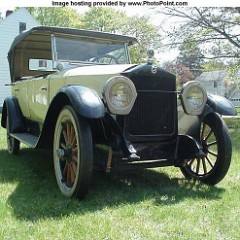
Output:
[{"xmin": 41, "ymin": 87, "xmax": 48, "ymax": 91}]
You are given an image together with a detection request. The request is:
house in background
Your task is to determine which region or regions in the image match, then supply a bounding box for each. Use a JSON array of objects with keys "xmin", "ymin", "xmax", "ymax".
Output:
[
  {"xmin": 229, "ymin": 90, "xmax": 240, "ymax": 107},
  {"xmin": 0, "ymin": 8, "xmax": 39, "ymax": 110},
  {"xmin": 195, "ymin": 70, "xmax": 229, "ymax": 97},
  {"xmin": 195, "ymin": 70, "xmax": 238, "ymax": 98},
  {"xmin": 228, "ymin": 71, "xmax": 240, "ymax": 107}
]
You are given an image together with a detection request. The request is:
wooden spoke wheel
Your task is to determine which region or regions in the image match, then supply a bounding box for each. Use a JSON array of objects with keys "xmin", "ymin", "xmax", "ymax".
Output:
[
  {"xmin": 180, "ymin": 113, "xmax": 232, "ymax": 185},
  {"xmin": 53, "ymin": 106, "xmax": 93, "ymax": 198}
]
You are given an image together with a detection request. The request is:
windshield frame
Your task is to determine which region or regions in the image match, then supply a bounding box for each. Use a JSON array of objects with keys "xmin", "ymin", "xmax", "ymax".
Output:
[{"xmin": 51, "ymin": 34, "xmax": 131, "ymax": 69}]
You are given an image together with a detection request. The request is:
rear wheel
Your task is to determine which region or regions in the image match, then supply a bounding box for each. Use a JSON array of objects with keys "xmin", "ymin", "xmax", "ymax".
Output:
[
  {"xmin": 53, "ymin": 106, "xmax": 93, "ymax": 199},
  {"xmin": 6, "ymin": 116, "xmax": 20, "ymax": 155},
  {"xmin": 180, "ymin": 113, "xmax": 232, "ymax": 185}
]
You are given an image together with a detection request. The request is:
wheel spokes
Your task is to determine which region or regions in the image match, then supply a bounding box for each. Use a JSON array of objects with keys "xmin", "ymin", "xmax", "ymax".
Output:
[
  {"xmin": 204, "ymin": 129, "xmax": 213, "ymax": 142},
  {"xmin": 206, "ymin": 155, "xmax": 214, "ymax": 168},
  {"xmin": 63, "ymin": 161, "xmax": 68, "ymax": 176},
  {"xmin": 208, "ymin": 149, "xmax": 218, "ymax": 157},
  {"xmin": 188, "ymin": 157, "xmax": 211, "ymax": 176},
  {"xmin": 188, "ymin": 158, "xmax": 195, "ymax": 167},
  {"xmin": 59, "ymin": 121, "xmax": 79, "ymax": 188},
  {"xmin": 63, "ymin": 129, "xmax": 68, "ymax": 145},
  {"xmin": 66, "ymin": 122, "xmax": 71, "ymax": 143},
  {"xmin": 201, "ymin": 157, "xmax": 207, "ymax": 174},
  {"xmin": 186, "ymin": 120, "xmax": 219, "ymax": 177},
  {"xmin": 71, "ymin": 135, "xmax": 76, "ymax": 146},
  {"xmin": 71, "ymin": 161, "xmax": 77, "ymax": 176},
  {"xmin": 70, "ymin": 163, "xmax": 76, "ymax": 183},
  {"xmin": 67, "ymin": 163, "xmax": 71, "ymax": 185},
  {"xmin": 207, "ymin": 141, "xmax": 217, "ymax": 147}
]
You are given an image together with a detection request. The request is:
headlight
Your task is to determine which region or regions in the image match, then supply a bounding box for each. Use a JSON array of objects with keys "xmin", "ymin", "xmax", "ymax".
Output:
[
  {"xmin": 181, "ymin": 81, "xmax": 207, "ymax": 115},
  {"xmin": 102, "ymin": 76, "xmax": 137, "ymax": 115}
]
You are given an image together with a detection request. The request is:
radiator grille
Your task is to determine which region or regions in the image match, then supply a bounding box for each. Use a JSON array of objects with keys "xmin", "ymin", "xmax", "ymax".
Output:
[{"xmin": 126, "ymin": 91, "xmax": 177, "ymax": 136}]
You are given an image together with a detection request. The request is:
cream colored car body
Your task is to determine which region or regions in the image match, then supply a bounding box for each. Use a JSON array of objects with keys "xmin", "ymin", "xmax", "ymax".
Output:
[
  {"xmin": 12, "ymin": 64, "xmax": 133, "ymax": 127},
  {"xmin": 1, "ymin": 26, "xmax": 235, "ymax": 199}
]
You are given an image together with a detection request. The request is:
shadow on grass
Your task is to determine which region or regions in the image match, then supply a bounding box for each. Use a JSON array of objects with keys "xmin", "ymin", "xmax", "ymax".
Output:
[{"xmin": 0, "ymin": 148, "xmax": 225, "ymax": 222}]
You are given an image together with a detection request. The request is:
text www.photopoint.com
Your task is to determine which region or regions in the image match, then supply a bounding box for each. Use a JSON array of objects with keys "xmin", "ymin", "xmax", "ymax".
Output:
[
  {"xmin": 52, "ymin": 1, "xmax": 189, "ymax": 7},
  {"xmin": 127, "ymin": 1, "xmax": 188, "ymax": 6}
]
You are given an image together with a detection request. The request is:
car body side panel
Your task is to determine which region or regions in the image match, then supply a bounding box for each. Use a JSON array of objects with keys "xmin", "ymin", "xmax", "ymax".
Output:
[
  {"xmin": 12, "ymin": 81, "xmax": 30, "ymax": 118},
  {"xmin": 27, "ymin": 77, "xmax": 50, "ymax": 124}
]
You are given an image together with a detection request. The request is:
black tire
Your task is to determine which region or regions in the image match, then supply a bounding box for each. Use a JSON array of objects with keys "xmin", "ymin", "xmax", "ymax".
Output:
[
  {"xmin": 180, "ymin": 113, "xmax": 232, "ymax": 185},
  {"xmin": 6, "ymin": 116, "xmax": 20, "ymax": 155},
  {"xmin": 53, "ymin": 105, "xmax": 93, "ymax": 199}
]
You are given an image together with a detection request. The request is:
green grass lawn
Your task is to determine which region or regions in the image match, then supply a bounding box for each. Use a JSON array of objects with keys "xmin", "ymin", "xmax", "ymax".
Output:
[{"xmin": 0, "ymin": 121, "xmax": 240, "ymax": 240}]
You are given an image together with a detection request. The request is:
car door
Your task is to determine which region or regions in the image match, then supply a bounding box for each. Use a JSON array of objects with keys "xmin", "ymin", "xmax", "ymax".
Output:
[
  {"xmin": 27, "ymin": 75, "xmax": 50, "ymax": 124},
  {"xmin": 12, "ymin": 80, "xmax": 30, "ymax": 118}
]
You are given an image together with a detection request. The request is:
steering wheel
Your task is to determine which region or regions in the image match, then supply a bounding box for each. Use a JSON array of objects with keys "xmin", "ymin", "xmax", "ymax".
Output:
[{"xmin": 92, "ymin": 54, "xmax": 119, "ymax": 64}]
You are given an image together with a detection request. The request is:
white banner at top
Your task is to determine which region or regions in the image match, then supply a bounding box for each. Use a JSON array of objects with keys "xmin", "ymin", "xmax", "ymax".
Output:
[{"xmin": 0, "ymin": 0, "xmax": 239, "ymax": 9}]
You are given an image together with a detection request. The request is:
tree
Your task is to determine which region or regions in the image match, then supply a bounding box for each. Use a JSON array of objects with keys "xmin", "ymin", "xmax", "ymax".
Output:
[
  {"xmin": 177, "ymin": 35, "xmax": 204, "ymax": 77},
  {"xmin": 158, "ymin": 7, "xmax": 240, "ymax": 61},
  {"xmin": 177, "ymin": 36, "xmax": 205, "ymax": 77},
  {"xmin": 82, "ymin": 7, "xmax": 126, "ymax": 33},
  {"xmin": 202, "ymin": 60, "xmax": 226, "ymax": 72},
  {"xmin": 123, "ymin": 15, "xmax": 161, "ymax": 63},
  {"xmin": 23, "ymin": 7, "xmax": 161, "ymax": 64},
  {"xmin": 227, "ymin": 61, "xmax": 240, "ymax": 91},
  {"xmin": 25, "ymin": 7, "xmax": 82, "ymax": 28},
  {"xmin": 83, "ymin": 8, "xmax": 161, "ymax": 63},
  {"xmin": 163, "ymin": 61, "xmax": 194, "ymax": 87}
]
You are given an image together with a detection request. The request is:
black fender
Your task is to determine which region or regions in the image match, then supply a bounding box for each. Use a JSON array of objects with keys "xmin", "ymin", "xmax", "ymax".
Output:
[
  {"xmin": 207, "ymin": 93, "xmax": 237, "ymax": 116},
  {"xmin": 36, "ymin": 86, "xmax": 105, "ymax": 149},
  {"xmin": 55, "ymin": 85, "xmax": 105, "ymax": 119},
  {"xmin": 1, "ymin": 97, "xmax": 25, "ymax": 133},
  {"xmin": 175, "ymin": 135, "xmax": 201, "ymax": 164},
  {"xmin": 178, "ymin": 104, "xmax": 215, "ymax": 148},
  {"xmin": 177, "ymin": 100, "xmax": 232, "ymax": 164}
]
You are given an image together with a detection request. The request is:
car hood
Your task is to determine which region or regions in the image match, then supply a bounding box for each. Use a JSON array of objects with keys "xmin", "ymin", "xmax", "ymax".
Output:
[
  {"xmin": 64, "ymin": 64, "xmax": 136, "ymax": 77},
  {"xmin": 62, "ymin": 64, "xmax": 137, "ymax": 96}
]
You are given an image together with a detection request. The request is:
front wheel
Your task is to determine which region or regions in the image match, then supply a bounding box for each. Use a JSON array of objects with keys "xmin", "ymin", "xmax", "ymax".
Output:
[
  {"xmin": 180, "ymin": 113, "xmax": 232, "ymax": 185},
  {"xmin": 53, "ymin": 106, "xmax": 93, "ymax": 199}
]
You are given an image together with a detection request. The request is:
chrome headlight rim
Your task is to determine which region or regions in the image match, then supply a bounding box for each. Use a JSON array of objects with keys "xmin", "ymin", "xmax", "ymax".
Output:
[
  {"xmin": 181, "ymin": 81, "xmax": 207, "ymax": 116},
  {"xmin": 102, "ymin": 76, "xmax": 137, "ymax": 115}
]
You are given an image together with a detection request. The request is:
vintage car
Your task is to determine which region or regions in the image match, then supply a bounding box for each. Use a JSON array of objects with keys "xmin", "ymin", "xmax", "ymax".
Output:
[{"xmin": 1, "ymin": 26, "xmax": 236, "ymax": 199}]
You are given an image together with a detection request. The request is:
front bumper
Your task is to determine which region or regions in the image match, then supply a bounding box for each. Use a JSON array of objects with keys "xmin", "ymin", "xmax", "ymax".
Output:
[{"xmin": 94, "ymin": 134, "xmax": 202, "ymax": 172}]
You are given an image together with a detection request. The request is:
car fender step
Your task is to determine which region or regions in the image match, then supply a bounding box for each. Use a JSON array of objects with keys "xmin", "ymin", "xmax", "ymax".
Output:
[{"xmin": 10, "ymin": 133, "xmax": 38, "ymax": 148}]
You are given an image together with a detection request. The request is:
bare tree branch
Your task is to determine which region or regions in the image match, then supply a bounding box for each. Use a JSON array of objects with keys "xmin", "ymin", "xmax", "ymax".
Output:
[{"xmin": 157, "ymin": 7, "xmax": 240, "ymax": 60}]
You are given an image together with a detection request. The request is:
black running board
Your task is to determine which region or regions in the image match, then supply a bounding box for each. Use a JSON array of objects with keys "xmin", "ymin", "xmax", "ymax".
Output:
[{"xmin": 10, "ymin": 133, "xmax": 39, "ymax": 148}]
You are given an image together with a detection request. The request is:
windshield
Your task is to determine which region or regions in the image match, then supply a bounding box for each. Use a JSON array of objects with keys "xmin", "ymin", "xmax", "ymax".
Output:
[{"xmin": 53, "ymin": 36, "xmax": 130, "ymax": 65}]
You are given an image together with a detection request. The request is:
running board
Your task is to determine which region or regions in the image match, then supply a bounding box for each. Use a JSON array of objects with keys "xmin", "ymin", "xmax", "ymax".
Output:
[{"xmin": 10, "ymin": 133, "xmax": 39, "ymax": 148}]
